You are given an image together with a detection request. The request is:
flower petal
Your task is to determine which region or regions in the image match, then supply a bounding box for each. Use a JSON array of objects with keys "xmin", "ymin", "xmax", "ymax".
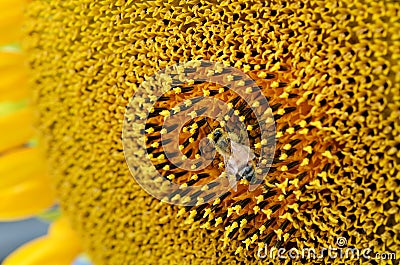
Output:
[
  {"xmin": 0, "ymin": 177, "xmax": 55, "ymax": 221},
  {"xmin": 2, "ymin": 217, "xmax": 82, "ymax": 265},
  {"xmin": 0, "ymin": 51, "xmax": 28, "ymax": 101},
  {"xmin": 0, "ymin": 147, "xmax": 55, "ymax": 220},
  {"xmin": 0, "ymin": 108, "xmax": 34, "ymax": 152},
  {"xmin": 0, "ymin": 147, "xmax": 45, "ymax": 187},
  {"xmin": 0, "ymin": 0, "xmax": 27, "ymax": 45}
]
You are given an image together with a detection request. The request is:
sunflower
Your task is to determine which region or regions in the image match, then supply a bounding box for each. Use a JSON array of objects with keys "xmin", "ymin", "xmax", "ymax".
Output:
[{"xmin": 4, "ymin": 0, "xmax": 400, "ymax": 264}]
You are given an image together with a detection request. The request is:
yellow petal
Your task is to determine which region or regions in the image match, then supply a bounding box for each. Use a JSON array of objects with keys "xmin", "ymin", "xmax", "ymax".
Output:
[
  {"xmin": 0, "ymin": 0, "xmax": 27, "ymax": 45},
  {"xmin": 48, "ymin": 217, "xmax": 80, "ymax": 240},
  {"xmin": 0, "ymin": 108, "xmax": 34, "ymax": 152},
  {"xmin": 0, "ymin": 176, "xmax": 55, "ymax": 220},
  {"xmin": 3, "ymin": 217, "xmax": 82, "ymax": 265},
  {"xmin": 0, "ymin": 147, "xmax": 46, "ymax": 186},
  {"xmin": 0, "ymin": 51, "xmax": 24, "ymax": 68},
  {"xmin": 0, "ymin": 147, "xmax": 55, "ymax": 220},
  {"xmin": 0, "ymin": 52, "xmax": 28, "ymax": 101}
]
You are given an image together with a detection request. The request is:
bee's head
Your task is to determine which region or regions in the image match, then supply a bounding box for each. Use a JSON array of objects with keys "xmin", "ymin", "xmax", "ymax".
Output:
[{"xmin": 212, "ymin": 128, "xmax": 223, "ymax": 142}]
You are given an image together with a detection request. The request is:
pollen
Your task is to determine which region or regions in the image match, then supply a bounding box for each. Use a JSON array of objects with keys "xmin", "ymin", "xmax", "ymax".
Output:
[
  {"xmin": 214, "ymin": 217, "xmax": 223, "ymax": 227},
  {"xmin": 150, "ymin": 142, "xmax": 159, "ymax": 148},
  {"xmin": 300, "ymin": 158, "xmax": 309, "ymax": 166},
  {"xmin": 283, "ymin": 144, "xmax": 292, "ymax": 150},
  {"xmin": 279, "ymin": 153, "xmax": 288, "ymax": 161}
]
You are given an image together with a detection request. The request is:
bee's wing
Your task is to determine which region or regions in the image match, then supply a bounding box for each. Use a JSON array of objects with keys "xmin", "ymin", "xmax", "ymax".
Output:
[{"xmin": 230, "ymin": 141, "xmax": 255, "ymax": 162}]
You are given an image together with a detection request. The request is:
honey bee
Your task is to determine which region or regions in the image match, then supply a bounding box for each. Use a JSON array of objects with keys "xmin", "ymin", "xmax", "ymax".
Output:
[{"xmin": 205, "ymin": 126, "xmax": 257, "ymax": 187}]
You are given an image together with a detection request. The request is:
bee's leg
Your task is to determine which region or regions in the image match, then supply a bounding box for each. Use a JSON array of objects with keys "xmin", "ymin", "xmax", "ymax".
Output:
[
  {"xmin": 199, "ymin": 142, "xmax": 213, "ymax": 160},
  {"xmin": 238, "ymin": 165, "xmax": 254, "ymax": 182},
  {"xmin": 249, "ymin": 175, "xmax": 264, "ymax": 185},
  {"xmin": 235, "ymin": 174, "xmax": 241, "ymax": 181},
  {"xmin": 242, "ymin": 164, "xmax": 265, "ymax": 185},
  {"xmin": 199, "ymin": 145, "xmax": 205, "ymax": 157}
]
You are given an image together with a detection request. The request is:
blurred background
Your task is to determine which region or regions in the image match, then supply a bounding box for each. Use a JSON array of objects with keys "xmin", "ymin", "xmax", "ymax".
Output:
[{"xmin": 0, "ymin": 219, "xmax": 49, "ymax": 262}]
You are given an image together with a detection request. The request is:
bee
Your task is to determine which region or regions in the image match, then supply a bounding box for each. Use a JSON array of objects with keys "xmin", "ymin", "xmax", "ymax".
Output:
[{"xmin": 205, "ymin": 126, "xmax": 258, "ymax": 186}]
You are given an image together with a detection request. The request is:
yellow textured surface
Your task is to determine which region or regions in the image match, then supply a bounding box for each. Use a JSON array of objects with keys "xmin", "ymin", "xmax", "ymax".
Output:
[{"xmin": 24, "ymin": 0, "xmax": 400, "ymax": 264}]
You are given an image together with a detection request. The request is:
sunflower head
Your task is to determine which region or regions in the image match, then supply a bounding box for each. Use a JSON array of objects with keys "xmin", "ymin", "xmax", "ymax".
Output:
[{"xmin": 22, "ymin": 0, "xmax": 400, "ymax": 264}]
